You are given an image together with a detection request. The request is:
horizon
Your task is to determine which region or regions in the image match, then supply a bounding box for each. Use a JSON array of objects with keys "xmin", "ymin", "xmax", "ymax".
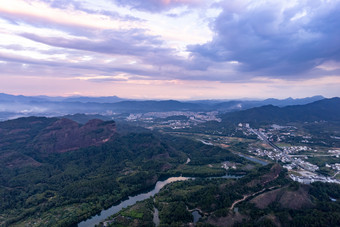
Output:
[
  {"xmin": 0, "ymin": 92, "xmax": 331, "ymax": 102},
  {"xmin": 1, "ymin": 0, "xmax": 340, "ymax": 99}
]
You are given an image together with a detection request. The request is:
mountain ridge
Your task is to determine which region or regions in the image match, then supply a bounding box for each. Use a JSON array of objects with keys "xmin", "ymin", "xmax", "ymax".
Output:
[
  {"xmin": 220, "ymin": 97, "xmax": 340, "ymax": 125},
  {"xmin": 0, "ymin": 93, "xmax": 328, "ymax": 121}
]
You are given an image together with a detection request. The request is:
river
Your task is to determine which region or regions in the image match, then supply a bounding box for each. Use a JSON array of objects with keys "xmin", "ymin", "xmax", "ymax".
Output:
[
  {"xmin": 78, "ymin": 154, "xmax": 265, "ymax": 226},
  {"xmin": 78, "ymin": 173, "xmax": 243, "ymax": 227},
  {"xmin": 192, "ymin": 210, "xmax": 202, "ymax": 224},
  {"xmin": 237, "ymin": 154, "xmax": 268, "ymax": 165},
  {"xmin": 78, "ymin": 177, "xmax": 192, "ymax": 227}
]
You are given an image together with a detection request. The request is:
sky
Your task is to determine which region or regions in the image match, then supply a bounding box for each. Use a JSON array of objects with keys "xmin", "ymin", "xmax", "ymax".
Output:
[{"xmin": 0, "ymin": 0, "xmax": 340, "ymax": 100}]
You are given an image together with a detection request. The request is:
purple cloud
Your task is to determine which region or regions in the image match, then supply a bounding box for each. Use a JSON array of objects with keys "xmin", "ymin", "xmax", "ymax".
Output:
[
  {"xmin": 0, "ymin": 50, "xmax": 161, "ymax": 79},
  {"xmin": 21, "ymin": 30, "xmax": 168, "ymax": 56},
  {"xmin": 19, "ymin": 28, "xmax": 191, "ymax": 71},
  {"xmin": 41, "ymin": 0, "xmax": 141, "ymax": 22},
  {"xmin": 113, "ymin": 0, "xmax": 200, "ymax": 12},
  {"xmin": 188, "ymin": 0, "xmax": 340, "ymax": 77}
]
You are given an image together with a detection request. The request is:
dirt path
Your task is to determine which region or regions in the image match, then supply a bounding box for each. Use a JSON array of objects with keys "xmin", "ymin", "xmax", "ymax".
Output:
[
  {"xmin": 188, "ymin": 208, "xmax": 209, "ymax": 216},
  {"xmin": 229, "ymin": 195, "xmax": 248, "ymax": 211},
  {"xmin": 229, "ymin": 186, "xmax": 278, "ymax": 211}
]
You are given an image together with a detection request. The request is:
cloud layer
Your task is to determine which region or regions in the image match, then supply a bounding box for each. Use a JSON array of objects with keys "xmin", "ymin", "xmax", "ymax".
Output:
[
  {"xmin": 189, "ymin": 0, "xmax": 340, "ymax": 78},
  {"xmin": 0, "ymin": 0, "xmax": 339, "ymax": 98},
  {"xmin": 113, "ymin": 0, "xmax": 202, "ymax": 12}
]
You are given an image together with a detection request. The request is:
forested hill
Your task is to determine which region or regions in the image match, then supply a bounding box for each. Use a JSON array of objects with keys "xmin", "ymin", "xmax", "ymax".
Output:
[
  {"xmin": 0, "ymin": 117, "xmax": 116, "ymax": 168},
  {"xmin": 220, "ymin": 97, "xmax": 340, "ymax": 125},
  {"xmin": 0, "ymin": 116, "xmax": 244, "ymax": 226}
]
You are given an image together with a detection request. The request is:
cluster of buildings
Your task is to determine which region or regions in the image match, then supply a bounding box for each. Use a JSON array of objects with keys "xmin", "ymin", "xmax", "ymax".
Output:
[
  {"xmin": 251, "ymin": 124, "xmax": 298, "ymax": 143},
  {"xmin": 221, "ymin": 161, "xmax": 237, "ymax": 170},
  {"xmin": 127, "ymin": 111, "xmax": 220, "ymax": 122},
  {"xmin": 248, "ymin": 148, "xmax": 280, "ymax": 160},
  {"xmin": 289, "ymin": 174, "xmax": 340, "ymax": 184},
  {"xmin": 126, "ymin": 111, "xmax": 221, "ymax": 129},
  {"xmin": 326, "ymin": 163, "xmax": 340, "ymax": 171},
  {"xmin": 282, "ymin": 146, "xmax": 311, "ymax": 153},
  {"xmin": 328, "ymin": 149, "xmax": 340, "ymax": 158},
  {"xmin": 283, "ymin": 159, "xmax": 319, "ymax": 172},
  {"xmin": 239, "ymin": 123, "xmax": 340, "ymax": 184}
]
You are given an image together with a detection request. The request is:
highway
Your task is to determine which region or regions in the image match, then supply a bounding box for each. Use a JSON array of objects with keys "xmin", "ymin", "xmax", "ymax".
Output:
[{"xmin": 251, "ymin": 128, "xmax": 283, "ymax": 152}]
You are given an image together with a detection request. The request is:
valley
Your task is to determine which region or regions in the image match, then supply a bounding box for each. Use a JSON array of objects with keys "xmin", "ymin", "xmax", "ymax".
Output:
[
  {"xmin": 2, "ymin": 1, "xmax": 340, "ymax": 226},
  {"xmin": 0, "ymin": 96, "xmax": 340, "ymax": 226}
]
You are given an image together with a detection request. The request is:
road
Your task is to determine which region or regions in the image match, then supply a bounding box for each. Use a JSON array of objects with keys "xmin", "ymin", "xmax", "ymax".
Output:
[
  {"xmin": 288, "ymin": 154, "xmax": 338, "ymax": 157},
  {"xmin": 251, "ymin": 128, "xmax": 283, "ymax": 152}
]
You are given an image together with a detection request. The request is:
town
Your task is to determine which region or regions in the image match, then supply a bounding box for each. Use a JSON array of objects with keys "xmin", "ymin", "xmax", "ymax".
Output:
[
  {"xmin": 125, "ymin": 111, "xmax": 221, "ymax": 129},
  {"xmin": 238, "ymin": 123, "xmax": 340, "ymax": 184},
  {"xmin": 124, "ymin": 110, "xmax": 340, "ymax": 185}
]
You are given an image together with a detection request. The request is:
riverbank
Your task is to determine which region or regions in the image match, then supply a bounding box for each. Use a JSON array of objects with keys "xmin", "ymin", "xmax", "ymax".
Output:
[{"xmin": 78, "ymin": 177, "xmax": 192, "ymax": 227}]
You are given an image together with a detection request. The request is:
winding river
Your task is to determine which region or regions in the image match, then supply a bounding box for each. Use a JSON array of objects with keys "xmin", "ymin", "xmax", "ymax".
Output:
[
  {"xmin": 78, "ymin": 174, "xmax": 244, "ymax": 226},
  {"xmin": 78, "ymin": 177, "xmax": 192, "ymax": 227},
  {"xmin": 78, "ymin": 155, "xmax": 267, "ymax": 226}
]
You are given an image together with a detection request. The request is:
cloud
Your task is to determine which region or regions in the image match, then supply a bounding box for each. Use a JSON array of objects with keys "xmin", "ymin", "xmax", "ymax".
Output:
[
  {"xmin": 18, "ymin": 29, "xmax": 190, "ymax": 71},
  {"xmin": 1, "ymin": 0, "xmax": 340, "ymax": 91},
  {"xmin": 0, "ymin": 0, "xmax": 214, "ymax": 78},
  {"xmin": 0, "ymin": 50, "xmax": 160, "ymax": 79},
  {"xmin": 113, "ymin": 0, "xmax": 202, "ymax": 12},
  {"xmin": 0, "ymin": 0, "xmax": 141, "ymax": 37},
  {"xmin": 188, "ymin": 0, "xmax": 340, "ymax": 77},
  {"xmin": 21, "ymin": 30, "xmax": 168, "ymax": 56},
  {"xmin": 41, "ymin": 0, "xmax": 141, "ymax": 22}
]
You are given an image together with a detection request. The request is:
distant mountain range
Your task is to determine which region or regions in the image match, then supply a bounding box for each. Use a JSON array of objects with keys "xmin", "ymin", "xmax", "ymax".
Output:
[
  {"xmin": 213, "ymin": 95, "xmax": 326, "ymax": 111},
  {"xmin": 0, "ymin": 93, "xmax": 125, "ymax": 103},
  {"xmin": 221, "ymin": 97, "xmax": 340, "ymax": 124},
  {"xmin": 0, "ymin": 93, "xmax": 329, "ymax": 121}
]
